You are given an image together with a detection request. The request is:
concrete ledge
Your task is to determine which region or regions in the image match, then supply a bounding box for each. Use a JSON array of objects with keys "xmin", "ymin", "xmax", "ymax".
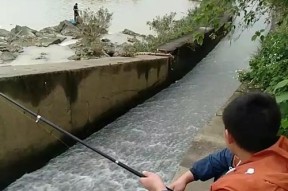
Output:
[{"xmin": 157, "ymin": 14, "xmax": 233, "ymax": 81}]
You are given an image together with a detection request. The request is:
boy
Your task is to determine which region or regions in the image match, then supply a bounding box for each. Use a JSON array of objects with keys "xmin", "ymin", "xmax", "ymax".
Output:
[{"xmin": 140, "ymin": 92, "xmax": 288, "ymax": 191}]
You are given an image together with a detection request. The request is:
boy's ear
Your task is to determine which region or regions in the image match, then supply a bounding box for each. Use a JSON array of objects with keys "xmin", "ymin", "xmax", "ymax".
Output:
[{"xmin": 225, "ymin": 129, "xmax": 234, "ymax": 144}]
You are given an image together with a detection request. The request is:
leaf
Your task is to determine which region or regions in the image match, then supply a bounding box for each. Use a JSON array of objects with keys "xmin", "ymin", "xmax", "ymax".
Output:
[
  {"xmin": 276, "ymin": 92, "xmax": 288, "ymax": 103},
  {"xmin": 273, "ymin": 79, "xmax": 288, "ymax": 93},
  {"xmin": 281, "ymin": 118, "xmax": 288, "ymax": 129},
  {"xmin": 251, "ymin": 34, "xmax": 257, "ymax": 41}
]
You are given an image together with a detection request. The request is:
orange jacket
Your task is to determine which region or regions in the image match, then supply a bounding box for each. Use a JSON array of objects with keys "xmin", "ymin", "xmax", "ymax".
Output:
[{"xmin": 211, "ymin": 136, "xmax": 288, "ymax": 191}]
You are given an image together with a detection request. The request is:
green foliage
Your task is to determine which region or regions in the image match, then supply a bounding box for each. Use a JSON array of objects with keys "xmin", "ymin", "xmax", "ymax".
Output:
[
  {"xmin": 123, "ymin": 0, "xmax": 233, "ymax": 54},
  {"xmin": 274, "ymin": 80, "xmax": 288, "ymax": 136},
  {"xmin": 77, "ymin": 8, "xmax": 113, "ymax": 57},
  {"xmin": 239, "ymin": 19, "xmax": 288, "ymax": 91},
  {"xmin": 239, "ymin": 14, "xmax": 288, "ymax": 137}
]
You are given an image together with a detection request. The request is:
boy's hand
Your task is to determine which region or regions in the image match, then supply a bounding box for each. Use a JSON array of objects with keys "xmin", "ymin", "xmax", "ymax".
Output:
[
  {"xmin": 139, "ymin": 171, "xmax": 167, "ymax": 191},
  {"xmin": 169, "ymin": 171, "xmax": 194, "ymax": 191},
  {"xmin": 169, "ymin": 179, "xmax": 186, "ymax": 191}
]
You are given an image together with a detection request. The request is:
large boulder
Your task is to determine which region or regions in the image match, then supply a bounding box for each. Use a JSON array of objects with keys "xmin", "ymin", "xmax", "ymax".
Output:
[
  {"xmin": 36, "ymin": 27, "xmax": 57, "ymax": 37},
  {"xmin": 11, "ymin": 25, "xmax": 37, "ymax": 38},
  {"xmin": 10, "ymin": 37, "xmax": 38, "ymax": 47},
  {"xmin": 55, "ymin": 20, "xmax": 80, "ymax": 36},
  {"xmin": 36, "ymin": 36, "xmax": 67, "ymax": 47},
  {"xmin": 0, "ymin": 29, "xmax": 9, "ymax": 37}
]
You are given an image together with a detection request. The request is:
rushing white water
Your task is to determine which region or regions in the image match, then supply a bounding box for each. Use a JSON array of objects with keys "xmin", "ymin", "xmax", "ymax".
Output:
[{"xmin": 5, "ymin": 9, "xmax": 270, "ymax": 191}]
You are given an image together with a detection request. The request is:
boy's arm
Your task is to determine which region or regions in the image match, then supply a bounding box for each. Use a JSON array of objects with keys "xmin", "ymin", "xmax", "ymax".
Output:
[
  {"xmin": 170, "ymin": 148, "xmax": 234, "ymax": 190},
  {"xmin": 191, "ymin": 148, "xmax": 234, "ymax": 181}
]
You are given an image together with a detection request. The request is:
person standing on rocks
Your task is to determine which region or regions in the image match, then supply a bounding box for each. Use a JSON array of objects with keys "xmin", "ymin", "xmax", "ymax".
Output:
[{"xmin": 73, "ymin": 3, "xmax": 79, "ymax": 23}]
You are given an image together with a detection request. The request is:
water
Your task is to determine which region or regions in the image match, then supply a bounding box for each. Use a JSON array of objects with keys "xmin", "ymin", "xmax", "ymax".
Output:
[
  {"xmin": 5, "ymin": 11, "xmax": 269, "ymax": 191},
  {"xmin": 0, "ymin": 0, "xmax": 197, "ymax": 34},
  {"xmin": 0, "ymin": 0, "xmax": 197, "ymax": 66}
]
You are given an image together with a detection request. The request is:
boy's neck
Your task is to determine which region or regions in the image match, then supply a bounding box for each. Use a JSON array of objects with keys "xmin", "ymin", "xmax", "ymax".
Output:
[{"xmin": 235, "ymin": 149, "xmax": 253, "ymax": 163}]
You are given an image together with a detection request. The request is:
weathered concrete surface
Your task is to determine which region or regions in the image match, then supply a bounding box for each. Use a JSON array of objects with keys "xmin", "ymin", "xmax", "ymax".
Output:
[
  {"xmin": 0, "ymin": 55, "xmax": 169, "ymax": 188},
  {"xmin": 171, "ymin": 85, "xmax": 248, "ymax": 191}
]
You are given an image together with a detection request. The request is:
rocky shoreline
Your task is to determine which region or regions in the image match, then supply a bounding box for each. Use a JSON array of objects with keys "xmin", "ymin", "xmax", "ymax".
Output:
[{"xmin": 0, "ymin": 20, "xmax": 146, "ymax": 65}]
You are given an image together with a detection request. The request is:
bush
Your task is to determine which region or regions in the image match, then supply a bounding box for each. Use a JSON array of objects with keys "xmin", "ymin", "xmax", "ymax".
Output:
[
  {"xmin": 239, "ymin": 16, "xmax": 288, "ymax": 136},
  {"xmin": 77, "ymin": 8, "xmax": 113, "ymax": 57},
  {"xmin": 123, "ymin": 0, "xmax": 234, "ymax": 55}
]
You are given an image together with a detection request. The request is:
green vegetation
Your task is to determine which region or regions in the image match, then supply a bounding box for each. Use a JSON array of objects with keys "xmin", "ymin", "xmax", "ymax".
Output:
[
  {"xmin": 123, "ymin": 0, "xmax": 234, "ymax": 55},
  {"xmin": 237, "ymin": 4, "xmax": 288, "ymax": 136},
  {"xmin": 76, "ymin": 8, "xmax": 113, "ymax": 58},
  {"xmin": 239, "ymin": 18, "xmax": 288, "ymax": 136}
]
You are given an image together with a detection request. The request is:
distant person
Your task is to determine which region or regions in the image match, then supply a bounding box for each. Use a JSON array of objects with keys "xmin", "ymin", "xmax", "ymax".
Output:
[
  {"xmin": 139, "ymin": 92, "xmax": 288, "ymax": 191},
  {"xmin": 73, "ymin": 3, "xmax": 79, "ymax": 23}
]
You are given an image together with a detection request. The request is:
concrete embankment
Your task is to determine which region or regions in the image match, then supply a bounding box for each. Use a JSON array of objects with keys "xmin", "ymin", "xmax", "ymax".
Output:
[
  {"xmin": 0, "ymin": 56, "xmax": 170, "ymax": 187},
  {"xmin": 0, "ymin": 17, "xmax": 230, "ymax": 188}
]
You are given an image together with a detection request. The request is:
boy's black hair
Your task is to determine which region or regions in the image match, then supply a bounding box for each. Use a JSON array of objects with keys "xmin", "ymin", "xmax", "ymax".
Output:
[{"xmin": 222, "ymin": 92, "xmax": 281, "ymax": 153}]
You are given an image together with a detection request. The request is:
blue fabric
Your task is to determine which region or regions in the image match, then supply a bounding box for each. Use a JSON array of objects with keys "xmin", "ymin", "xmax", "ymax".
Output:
[{"xmin": 190, "ymin": 148, "xmax": 234, "ymax": 181}]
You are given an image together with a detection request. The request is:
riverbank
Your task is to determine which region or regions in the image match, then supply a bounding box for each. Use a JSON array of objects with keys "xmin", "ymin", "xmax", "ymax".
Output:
[
  {"xmin": 0, "ymin": 20, "xmax": 149, "ymax": 66},
  {"xmin": 0, "ymin": 0, "xmax": 234, "ymax": 66}
]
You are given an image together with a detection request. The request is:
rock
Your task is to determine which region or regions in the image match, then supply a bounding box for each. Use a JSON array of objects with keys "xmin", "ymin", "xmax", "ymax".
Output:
[
  {"xmin": 55, "ymin": 20, "xmax": 80, "ymax": 36},
  {"xmin": 0, "ymin": 52, "xmax": 17, "ymax": 61},
  {"xmin": 9, "ymin": 45, "xmax": 23, "ymax": 53},
  {"xmin": 122, "ymin": 29, "xmax": 140, "ymax": 36},
  {"xmin": 35, "ymin": 52, "xmax": 48, "ymax": 60},
  {"xmin": 68, "ymin": 55, "xmax": 80, "ymax": 60},
  {"xmin": 0, "ymin": 42, "xmax": 9, "ymax": 52},
  {"xmin": 0, "ymin": 29, "xmax": 9, "ymax": 37},
  {"xmin": 37, "ymin": 36, "xmax": 66, "ymax": 47},
  {"xmin": 11, "ymin": 37, "xmax": 38, "ymax": 47},
  {"xmin": 127, "ymin": 37, "xmax": 139, "ymax": 43},
  {"xmin": 122, "ymin": 29, "xmax": 146, "ymax": 38},
  {"xmin": 101, "ymin": 38, "xmax": 110, "ymax": 43},
  {"xmin": 103, "ymin": 42, "xmax": 115, "ymax": 57},
  {"xmin": 11, "ymin": 25, "xmax": 37, "ymax": 38},
  {"xmin": 114, "ymin": 42, "xmax": 130, "ymax": 57},
  {"xmin": 36, "ymin": 27, "xmax": 57, "ymax": 37}
]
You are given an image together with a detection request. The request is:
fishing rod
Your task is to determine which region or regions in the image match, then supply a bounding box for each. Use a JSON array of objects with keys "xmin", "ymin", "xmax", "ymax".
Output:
[{"xmin": 0, "ymin": 93, "xmax": 173, "ymax": 191}]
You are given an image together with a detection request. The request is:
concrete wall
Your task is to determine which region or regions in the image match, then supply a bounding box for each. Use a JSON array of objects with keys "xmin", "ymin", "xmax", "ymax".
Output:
[
  {"xmin": 158, "ymin": 15, "xmax": 232, "ymax": 81},
  {"xmin": 0, "ymin": 56, "xmax": 169, "ymax": 188}
]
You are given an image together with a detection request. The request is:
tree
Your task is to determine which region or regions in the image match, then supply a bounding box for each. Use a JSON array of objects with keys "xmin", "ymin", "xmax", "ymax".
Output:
[{"xmin": 190, "ymin": 0, "xmax": 288, "ymax": 42}]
